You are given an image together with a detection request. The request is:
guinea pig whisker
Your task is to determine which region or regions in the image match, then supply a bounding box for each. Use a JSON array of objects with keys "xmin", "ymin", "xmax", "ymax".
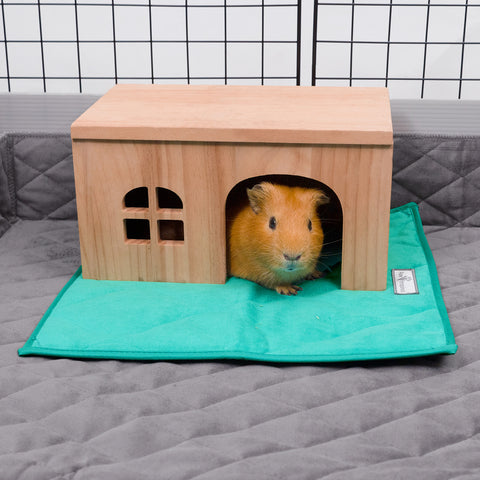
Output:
[
  {"xmin": 320, "ymin": 239, "xmax": 343, "ymax": 247},
  {"xmin": 317, "ymin": 261, "xmax": 334, "ymax": 272}
]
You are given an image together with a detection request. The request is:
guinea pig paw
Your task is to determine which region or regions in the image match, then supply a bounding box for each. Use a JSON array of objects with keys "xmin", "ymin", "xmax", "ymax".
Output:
[
  {"xmin": 305, "ymin": 270, "xmax": 324, "ymax": 281},
  {"xmin": 275, "ymin": 284, "xmax": 303, "ymax": 296}
]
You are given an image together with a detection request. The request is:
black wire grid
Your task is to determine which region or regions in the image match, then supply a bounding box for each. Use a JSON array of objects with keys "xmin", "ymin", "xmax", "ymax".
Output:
[
  {"xmin": 0, "ymin": 0, "xmax": 301, "ymax": 92},
  {"xmin": 1, "ymin": 0, "xmax": 479, "ymax": 98},
  {"xmin": 313, "ymin": 0, "xmax": 479, "ymax": 99}
]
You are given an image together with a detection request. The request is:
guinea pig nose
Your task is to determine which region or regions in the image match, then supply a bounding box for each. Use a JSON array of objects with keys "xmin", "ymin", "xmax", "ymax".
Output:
[{"xmin": 284, "ymin": 253, "xmax": 302, "ymax": 262}]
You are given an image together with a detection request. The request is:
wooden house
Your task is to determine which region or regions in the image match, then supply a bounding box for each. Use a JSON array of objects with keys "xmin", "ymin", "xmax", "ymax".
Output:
[{"xmin": 71, "ymin": 84, "xmax": 393, "ymax": 290}]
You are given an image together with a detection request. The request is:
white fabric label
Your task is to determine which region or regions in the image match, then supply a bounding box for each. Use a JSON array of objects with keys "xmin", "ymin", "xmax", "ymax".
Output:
[{"xmin": 392, "ymin": 269, "xmax": 419, "ymax": 295}]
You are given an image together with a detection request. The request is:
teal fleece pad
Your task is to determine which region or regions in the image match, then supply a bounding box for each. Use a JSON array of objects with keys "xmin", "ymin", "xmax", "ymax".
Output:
[{"xmin": 19, "ymin": 203, "xmax": 457, "ymax": 362}]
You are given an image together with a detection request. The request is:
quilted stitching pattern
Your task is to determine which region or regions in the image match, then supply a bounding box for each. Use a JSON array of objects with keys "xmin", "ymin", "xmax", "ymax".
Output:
[
  {"xmin": 1, "ymin": 221, "xmax": 480, "ymax": 479},
  {"xmin": 2, "ymin": 134, "xmax": 480, "ymax": 228},
  {"xmin": 0, "ymin": 135, "xmax": 16, "ymax": 237},
  {"xmin": 2, "ymin": 127, "xmax": 480, "ymax": 478},
  {"xmin": 0, "ymin": 137, "xmax": 479, "ymax": 478},
  {"xmin": 392, "ymin": 136, "xmax": 480, "ymax": 226},
  {"xmin": 13, "ymin": 135, "xmax": 77, "ymax": 220}
]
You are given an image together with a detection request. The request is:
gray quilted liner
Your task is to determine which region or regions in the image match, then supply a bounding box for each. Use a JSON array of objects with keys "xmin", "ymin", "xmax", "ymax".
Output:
[{"xmin": 1, "ymin": 131, "xmax": 480, "ymax": 478}]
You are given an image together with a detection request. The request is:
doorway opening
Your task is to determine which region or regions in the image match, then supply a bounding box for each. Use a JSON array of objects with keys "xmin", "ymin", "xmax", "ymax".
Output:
[{"xmin": 225, "ymin": 174, "xmax": 343, "ymax": 276}]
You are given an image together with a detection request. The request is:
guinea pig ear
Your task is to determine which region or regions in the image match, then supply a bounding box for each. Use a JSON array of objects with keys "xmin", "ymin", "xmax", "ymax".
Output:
[
  {"xmin": 314, "ymin": 190, "xmax": 329, "ymax": 207},
  {"xmin": 247, "ymin": 182, "xmax": 272, "ymax": 214}
]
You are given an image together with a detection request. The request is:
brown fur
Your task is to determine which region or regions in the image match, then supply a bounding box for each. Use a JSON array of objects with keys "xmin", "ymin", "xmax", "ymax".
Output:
[{"xmin": 227, "ymin": 182, "xmax": 328, "ymax": 295}]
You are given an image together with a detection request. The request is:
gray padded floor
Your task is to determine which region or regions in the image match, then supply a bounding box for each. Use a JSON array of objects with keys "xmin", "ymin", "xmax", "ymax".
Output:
[
  {"xmin": 1, "ymin": 219, "xmax": 480, "ymax": 479},
  {"xmin": 1, "ymin": 95, "xmax": 480, "ymax": 478}
]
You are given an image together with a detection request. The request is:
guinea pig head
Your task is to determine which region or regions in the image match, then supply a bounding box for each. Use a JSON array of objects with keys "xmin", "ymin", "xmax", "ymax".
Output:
[{"xmin": 247, "ymin": 182, "xmax": 329, "ymax": 277}]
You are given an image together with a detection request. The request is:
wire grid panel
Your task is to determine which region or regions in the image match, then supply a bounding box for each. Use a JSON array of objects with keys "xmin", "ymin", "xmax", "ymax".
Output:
[
  {"xmin": 313, "ymin": 0, "xmax": 480, "ymax": 99},
  {"xmin": 0, "ymin": 0, "xmax": 301, "ymax": 93}
]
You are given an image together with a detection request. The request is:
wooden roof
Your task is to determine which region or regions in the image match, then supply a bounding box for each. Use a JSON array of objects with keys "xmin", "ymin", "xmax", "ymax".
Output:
[{"xmin": 71, "ymin": 84, "xmax": 393, "ymax": 146}]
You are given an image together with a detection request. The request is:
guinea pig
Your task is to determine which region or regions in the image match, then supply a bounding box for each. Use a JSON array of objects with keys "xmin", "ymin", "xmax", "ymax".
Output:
[{"xmin": 227, "ymin": 182, "xmax": 329, "ymax": 295}]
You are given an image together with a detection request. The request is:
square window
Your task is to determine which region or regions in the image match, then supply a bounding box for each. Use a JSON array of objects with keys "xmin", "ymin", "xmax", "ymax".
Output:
[
  {"xmin": 188, "ymin": 7, "xmax": 224, "ymax": 42},
  {"xmin": 424, "ymin": 44, "xmax": 462, "ymax": 79},
  {"xmin": 263, "ymin": 42, "xmax": 296, "ymax": 79},
  {"xmin": 227, "ymin": 43, "xmax": 262, "ymax": 79},
  {"xmin": 77, "ymin": 6, "xmax": 113, "ymax": 41},
  {"xmin": 316, "ymin": 6, "xmax": 352, "ymax": 42},
  {"xmin": 158, "ymin": 220, "xmax": 184, "ymax": 243},
  {"xmin": 353, "ymin": 6, "xmax": 390, "ymax": 42},
  {"xmin": 153, "ymin": 43, "xmax": 187, "ymax": 79},
  {"xmin": 79, "ymin": 43, "xmax": 115, "ymax": 78},
  {"xmin": 390, "ymin": 6, "xmax": 427, "ymax": 43},
  {"xmin": 151, "ymin": 7, "xmax": 186, "ymax": 41},
  {"xmin": 4, "ymin": 5, "xmax": 40, "ymax": 41},
  {"xmin": 427, "ymin": 6, "xmax": 465, "ymax": 43},
  {"xmin": 40, "ymin": 5, "xmax": 77, "ymax": 41},
  {"xmin": 315, "ymin": 43, "xmax": 351, "ymax": 79},
  {"xmin": 157, "ymin": 188, "xmax": 183, "ymax": 209},
  {"xmin": 226, "ymin": 6, "xmax": 262, "ymax": 42},
  {"xmin": 352, "ymin": 44, "xmax": 387, "ymax": 79},
  {"xmin": 44, "ymin": 43, "xmax": 79, "ymax": 78},
  {"xmin": 188, "ymin": 43, "xmax": 225, "ymax": 79},
  {"xmin": 387, "ymin": 44, "xmax": 425, "ymax": 79},
  {"xmin": 125, "ymin": 187, "xmax": 149, "ymax": 209},
  {"xmin": 264, "ymin": 6, "xmax": 298, "ymax": 42},
  {"xmin": 116, "ymin": 43, "xmax": 152, "ymax": 79},
  {"xmin": 7, "ymin": 43, "xmax": 43, "ymax": 77},
  {"xmin": 125, "ymin": 219, "xmax": 151, "ymax": 242},
  {"xmin": 114, "ymin": 5, "xmax": 150, "ymax": 41}
]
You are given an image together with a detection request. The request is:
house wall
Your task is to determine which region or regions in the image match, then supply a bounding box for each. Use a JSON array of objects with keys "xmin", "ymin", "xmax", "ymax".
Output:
[{"xmin": 73, "ymin": 139, "xmax": 392, "ymax": 290}]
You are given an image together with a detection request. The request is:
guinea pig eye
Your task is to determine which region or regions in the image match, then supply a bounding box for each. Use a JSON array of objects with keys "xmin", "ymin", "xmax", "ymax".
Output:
[
  {"xmin": 308, "ymin": 219, "xmax": 313, "ymax": 231},
  {"xmin": 269, "ymin": 217, "xmax": 277, "ymax": 230}
]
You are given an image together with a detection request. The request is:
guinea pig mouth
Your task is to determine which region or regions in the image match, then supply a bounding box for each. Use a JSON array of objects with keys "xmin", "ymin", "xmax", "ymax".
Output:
[{"xmin": 283, "ymin": 261, "xmax": 302, "ymax": 272}]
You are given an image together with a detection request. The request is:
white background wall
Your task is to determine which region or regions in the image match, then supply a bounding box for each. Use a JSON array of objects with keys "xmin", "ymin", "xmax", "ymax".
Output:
[{"xmin": 1, "ymin": 0, "xmax": 479, "ymax": 99}]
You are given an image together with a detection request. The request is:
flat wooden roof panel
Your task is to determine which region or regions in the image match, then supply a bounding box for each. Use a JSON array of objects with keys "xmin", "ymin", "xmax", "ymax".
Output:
[{"xmin": 71, "ymin": 84, "xmax": 393, "ymax": 145}]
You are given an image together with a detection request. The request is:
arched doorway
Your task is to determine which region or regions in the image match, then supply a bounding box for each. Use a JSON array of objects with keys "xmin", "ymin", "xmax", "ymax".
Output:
[{"xmin": 225, "ymin": 174, "xmax": 343, "ymax": 282}]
